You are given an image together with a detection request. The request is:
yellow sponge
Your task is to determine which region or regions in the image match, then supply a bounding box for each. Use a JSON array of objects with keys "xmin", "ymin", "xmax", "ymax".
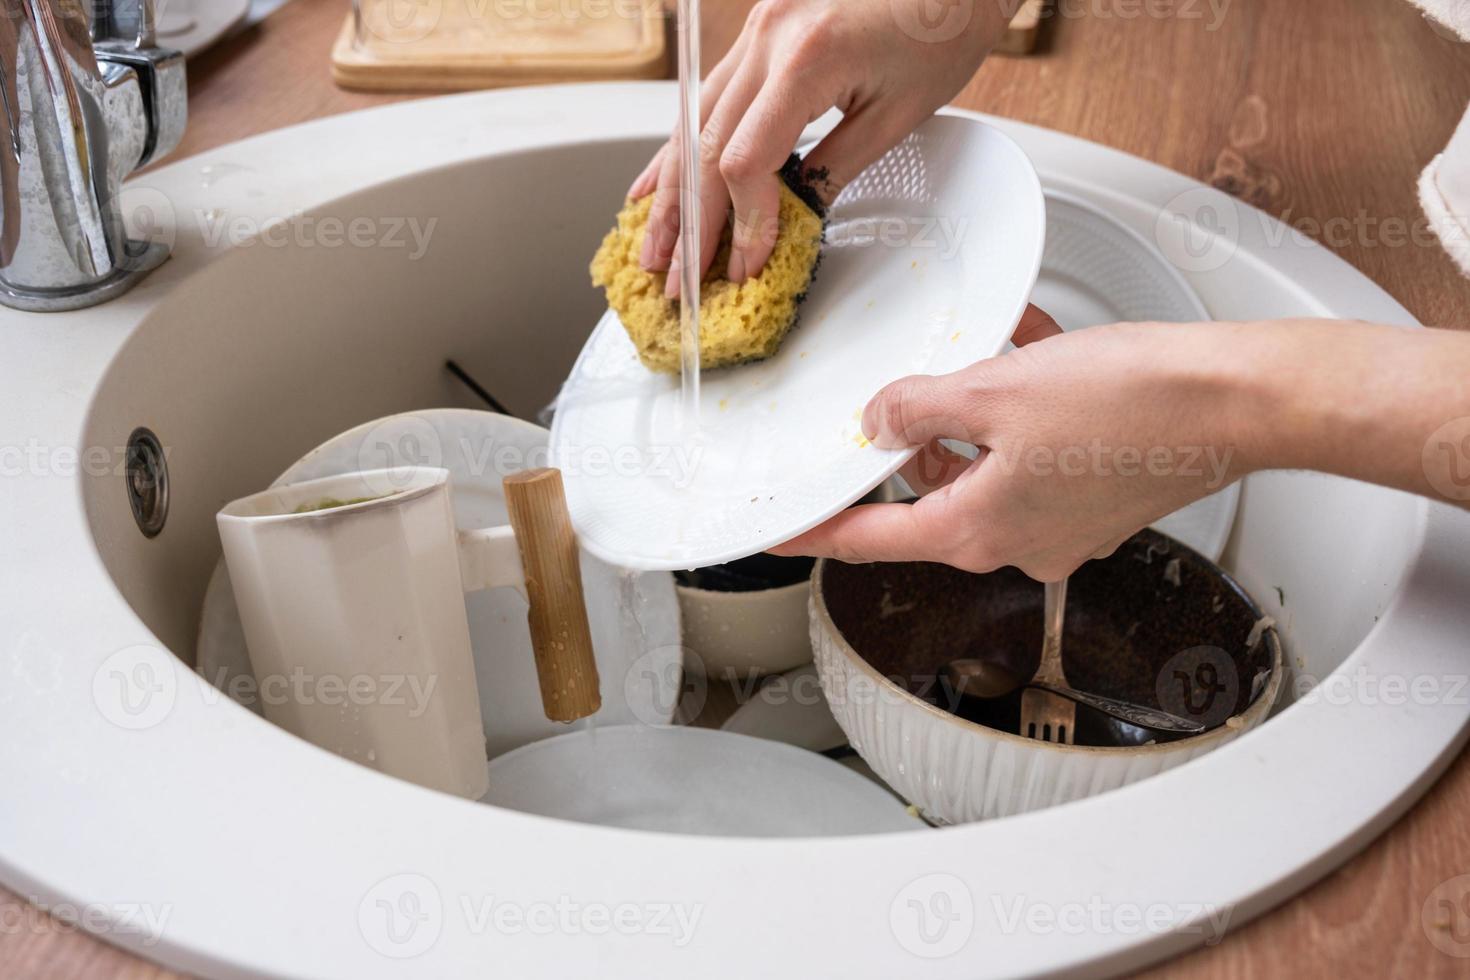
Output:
[{"xmin": 590, "ymin": 182, "xmax": 824, "ymax": 374}]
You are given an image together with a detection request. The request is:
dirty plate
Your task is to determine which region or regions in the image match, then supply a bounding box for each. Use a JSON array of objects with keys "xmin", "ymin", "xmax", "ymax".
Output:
[
  {"xmin": 552, "ymin": 114, "xmax": 1044, "ymax": 570},
  {"xmin": 156, "ymin": 0, "xmax": 251, "ymax": 57}
]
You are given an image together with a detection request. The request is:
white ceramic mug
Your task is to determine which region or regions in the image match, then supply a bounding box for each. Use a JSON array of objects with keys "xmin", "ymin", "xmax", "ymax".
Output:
[
  {"xmin": 217, "ymin": 466, "xmax": 529, "ymax": 800},
  {"xmin": 677, "ymin": 477, "xmax": 911, "ymax": 680}
]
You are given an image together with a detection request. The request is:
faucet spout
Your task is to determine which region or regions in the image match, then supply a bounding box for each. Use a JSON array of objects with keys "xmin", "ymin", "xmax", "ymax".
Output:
[{"xmin": 0, "ymin": 0, "xmax": 186, "ymax": 311}]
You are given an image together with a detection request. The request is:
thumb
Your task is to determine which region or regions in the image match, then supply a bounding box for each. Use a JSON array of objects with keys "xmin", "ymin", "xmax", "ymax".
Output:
[
  {"xmin": 861, "ymin": 372, "xmax": 980, "ymax": 451},
  {"xmin": 859, "ymin": 306, "xmax": 1059, "ymax": 451}
]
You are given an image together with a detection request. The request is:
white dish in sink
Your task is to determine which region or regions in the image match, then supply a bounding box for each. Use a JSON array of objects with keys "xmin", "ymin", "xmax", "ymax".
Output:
[
  {"xmin": 720, "ymin": 664, "xmax": 848, "ymax": 754},
  {"xmin": 552, "ymin": 114, "xmax": 1045, "ymax": 571},
  {"xmin": 481, "ymin": 725, "xmax": 923, "ymax": 836},
  {"xmin": 155, "ymin": 0, "xmax": 250, "ymax": 57}
]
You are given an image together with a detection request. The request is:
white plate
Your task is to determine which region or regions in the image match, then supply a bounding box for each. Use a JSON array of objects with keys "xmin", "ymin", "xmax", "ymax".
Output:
[
  {"xmin": 196, "ymin": 410, "xmax": 684, "ymax": 758},
  {"xmin": 481, "ymin": 725, "xmax": 923, "ymax": 836},
  {"xmin": 1032, "ymin": 189, "xmax": 1240, "ymax": 561},
  {"xmin": 719, "ymin": 664, "xmax": 848, "ymax": 753},
  {"xmin": 551, "ymin": 114, "xmax": 1045, "ymax": 570},
  {"xmin": 155, "ymin": 0, "xmax": 251, "ymax": 57}
]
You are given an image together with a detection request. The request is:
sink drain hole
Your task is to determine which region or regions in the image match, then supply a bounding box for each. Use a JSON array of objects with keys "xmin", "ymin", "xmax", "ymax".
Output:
[{"xmin": 126, "ymin": 427, "xmax": 169, "ymax": 539}]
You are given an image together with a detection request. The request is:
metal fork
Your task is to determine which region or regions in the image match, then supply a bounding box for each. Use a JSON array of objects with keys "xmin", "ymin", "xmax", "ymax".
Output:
[{"xmin": 1020, "ymin": 578, "xmax": 1076, "ymax": 744}]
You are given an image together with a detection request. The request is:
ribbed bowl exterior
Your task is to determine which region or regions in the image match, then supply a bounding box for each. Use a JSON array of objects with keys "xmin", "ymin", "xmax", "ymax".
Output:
[{"xmin": 809, "ymin": 573, "xmax": 1281, "ymax": 824}]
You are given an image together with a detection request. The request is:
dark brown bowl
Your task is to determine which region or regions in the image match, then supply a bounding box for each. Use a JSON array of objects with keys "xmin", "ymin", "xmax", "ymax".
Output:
[{"xmin": 817, "ymin": 528, "xmax": 1282, "ymax": 747}]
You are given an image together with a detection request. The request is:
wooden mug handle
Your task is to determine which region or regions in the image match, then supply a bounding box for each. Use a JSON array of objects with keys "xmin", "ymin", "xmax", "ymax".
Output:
[{"xmin": 501, "ymin": 467, "xmax": 602, "ymax": 723}]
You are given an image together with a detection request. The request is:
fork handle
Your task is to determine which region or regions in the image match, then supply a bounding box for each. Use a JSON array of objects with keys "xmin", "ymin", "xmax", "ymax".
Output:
[
  {"xmin": 1029, "ymin": 682, "xmax": 1207, "ymax": 735},
  {"xmin": 1035, "ymin": 578, "xmax": 1069, "ymax": 686}
]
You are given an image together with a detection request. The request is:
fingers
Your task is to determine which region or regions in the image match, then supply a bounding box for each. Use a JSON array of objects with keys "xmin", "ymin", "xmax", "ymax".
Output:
[
  {"xmin": 861, "ymin": 372, "xmax": 981, "ymax": 450},
  {"xmin": 631, "ymin": 34, "xmax": 752, "ymax": 203},
  {"xmin": 771, "ymin": 502, "xmax": 945, "ymax": 564},
  {"xmin": 728, "ymin": 171, "xmax": 782, "ymax": 284},
  {"xmin": 640, "ymin": 154, "xmax": 683, "ymax": 271},
  {"xmin": 640, "ymin": 38, "xmax": 752, "ymax": 270},
  {"xmin": 721, "ymin": 76, "xmax": 819, "ymax": 284},
  {"xmin": 665, "ymin": 63, "xmax": 763, "ymax": 298},
  {"xmin": 854, "ymin": 307, "xmax": 1060, "ymax": 453},
  {"xmin": 899, "ymin": 438, "xmax": 975, "ymax": 495},
  {"xmin": 1013, "ymin": 304, "xmax": 1064, "ymax": 347}
]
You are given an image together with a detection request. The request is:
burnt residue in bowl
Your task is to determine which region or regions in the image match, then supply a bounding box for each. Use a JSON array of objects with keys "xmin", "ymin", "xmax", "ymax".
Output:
[
  {"xmin": 675, "ymin": 554, "xmax": 816, "ymax": 593},
  {"xmin": 820, "ymin": 529, "xmax": 1279, "ymax": 747}
]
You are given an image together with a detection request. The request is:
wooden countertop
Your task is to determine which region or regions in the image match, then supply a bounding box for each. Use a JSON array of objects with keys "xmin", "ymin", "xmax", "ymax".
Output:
[{"xmin": 4, "ymin": 0, "xmax": 1469, "ymax": 976}]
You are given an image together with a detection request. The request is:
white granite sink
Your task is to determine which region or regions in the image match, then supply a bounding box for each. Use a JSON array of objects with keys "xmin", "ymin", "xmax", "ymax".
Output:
[{"xmin": 2, "ymin": 83, "xmax": 1467, "ymax": 978}]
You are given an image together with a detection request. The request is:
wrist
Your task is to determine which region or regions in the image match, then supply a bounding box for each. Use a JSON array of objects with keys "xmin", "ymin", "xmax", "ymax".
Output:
[{"xmin": 1158, "ymin": 321, "xmax": 1287, "ymax": 481}]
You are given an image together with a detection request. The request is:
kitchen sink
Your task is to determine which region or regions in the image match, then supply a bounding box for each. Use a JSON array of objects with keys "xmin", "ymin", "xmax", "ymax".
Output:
[{"xmin": 2, "ymin": 83, "xmax": 1468, "ymax": 978}]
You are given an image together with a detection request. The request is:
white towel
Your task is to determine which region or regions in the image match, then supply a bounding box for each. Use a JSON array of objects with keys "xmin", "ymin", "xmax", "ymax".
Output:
[
  {"xmin": 1421, "ymin": 111, "xmax": 1470, "ymax": 278},
  {"xmin": 1406, "ymin": 0, "xmax": 1470, "ymax": 39},
  {"xmin": 1408, "ymin": 3, "xmax": 1470, "ymax": 278}
]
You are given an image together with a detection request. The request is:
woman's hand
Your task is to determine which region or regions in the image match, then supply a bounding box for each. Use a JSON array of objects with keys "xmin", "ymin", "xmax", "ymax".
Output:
[
  {"xmin": 773, "ymin": 309, "xmax": 1270, "ymax": 580},
  {"xmin": 775, "ymin": 311, "xmax": 1470, "ymax": 580},
  {"xmin": 632, "ymin": 0, "xmax": 1018, "ymax": 296}
]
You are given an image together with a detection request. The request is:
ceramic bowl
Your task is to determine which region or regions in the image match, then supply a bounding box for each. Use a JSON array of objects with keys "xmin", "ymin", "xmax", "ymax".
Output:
[
  {"xmin": 676, "ymin": 557, "xmax": 815, "ymax": 680},
  {"xmin": 811, "ymin": 529, "xmax": 1284, "ymax": 823},
  {"xmin": 678, "ymin": 479, "xmax": 908, "ymax": 679}
]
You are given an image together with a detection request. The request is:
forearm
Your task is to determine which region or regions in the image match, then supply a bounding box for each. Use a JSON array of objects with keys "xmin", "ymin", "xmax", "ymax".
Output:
[
  {"xmin": 1222, "ymin": 319, "xmax": 1470, "ymax": 505},
  {"xmin": 785, "ymin": 314, "xmax": 1469, "ymax": 578}
]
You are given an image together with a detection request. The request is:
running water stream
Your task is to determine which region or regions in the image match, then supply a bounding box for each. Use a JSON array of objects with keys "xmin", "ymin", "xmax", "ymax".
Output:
[{"xmin": 675, "ymin": 0, "xmax": 701, "ymax": 433}]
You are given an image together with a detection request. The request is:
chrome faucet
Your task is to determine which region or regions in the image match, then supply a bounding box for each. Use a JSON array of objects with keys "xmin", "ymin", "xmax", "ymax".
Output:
[{"xmin": 0, "ymin": 0, "xmax": 186, "ymax": 311}]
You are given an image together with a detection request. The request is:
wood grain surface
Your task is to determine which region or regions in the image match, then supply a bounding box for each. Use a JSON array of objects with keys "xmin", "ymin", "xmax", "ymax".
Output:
[
  {"xmin": 4, "ymin": 0, "xmax": 1469, "ymax": 976},
  {"xmin": 329, "ymin": 0, "xmax": 666, "ymax": 91},
  {"xmin": 996, "ymin": 0, "xmax": 1049, "ymax": 55},
  {"xmin": 501, "ymin": 468, "xmax": 602, "ymax": 722}
]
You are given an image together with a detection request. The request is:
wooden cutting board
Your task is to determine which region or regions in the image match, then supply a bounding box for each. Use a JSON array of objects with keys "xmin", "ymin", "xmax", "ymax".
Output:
[
  {"xmin": 332, "ymin": 0, "xmax": 666, "ymax": 92},
  {"xmin": 997, "ymin": 0, "xmax": 1049, "ymax": 55},
  {"xmin": 335, "ymin": 0, "xmax": 1047, "ymax": 93}
]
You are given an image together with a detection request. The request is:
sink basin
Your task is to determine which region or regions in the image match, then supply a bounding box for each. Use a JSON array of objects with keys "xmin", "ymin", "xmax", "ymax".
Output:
[{"xmin": 2, "ymin": 83, "xmax": 1468, "ymax": 978}]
